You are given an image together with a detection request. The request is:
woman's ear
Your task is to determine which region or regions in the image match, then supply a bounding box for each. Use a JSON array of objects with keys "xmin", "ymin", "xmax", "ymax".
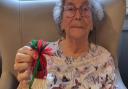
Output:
[
  {"xmin": 90, "ymin": 22, "xmax": 94, "ymax": 31},
  {"xmin": 59, "ymin": 21, "xmax": 65, "ymax": 36},
  {"xmin": 90, "ymin": 26, "xmax": 93, "ymax": 31},
  {"xmin": 60, "ymin": 21, "xmax": 64, "ymax": 31},
  {"xmin": 91, "ymin": 21, "xmax": 96, "ymax": 31}
]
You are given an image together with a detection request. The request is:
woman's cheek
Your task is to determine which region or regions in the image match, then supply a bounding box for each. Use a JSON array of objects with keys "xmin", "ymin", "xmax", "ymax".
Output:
[
  {"xmin": 61, "ymin": 19, "xmax": 71, "ymax": 30},
  {"xmin": 83, "ymin": 16, "xmax": 93, "ymax": 29}
]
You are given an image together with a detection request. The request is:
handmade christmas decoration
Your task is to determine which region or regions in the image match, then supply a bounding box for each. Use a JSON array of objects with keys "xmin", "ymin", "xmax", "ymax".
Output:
[{"xmin": 29, "ymin": 40, "xmax": 52, "ymax": 89}]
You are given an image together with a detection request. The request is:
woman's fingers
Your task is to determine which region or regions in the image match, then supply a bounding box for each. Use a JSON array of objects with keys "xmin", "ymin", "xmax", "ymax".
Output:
[
  {"xmin": 16, "ymin": 46, "xmax": 34, "ymax": 62},
  {"xmin": 18, "ymin": 80, "xmax": 29, "ymax": 89},
  {"xmin": 17, "ymin": 70, "xmax": 31, "ymax": 81},
  {"xmin": 18, "ymin": 46, "xmax": 34, "ymax": 56},
  {"xmin": 14, "ymin": 62, "xmax": 32, "ymax": 72},
  {"xmin": 15, "ymin": 52, "xmax": 33, "ymax": 63},
  {"xmin": 14, "ymin": 46, "xmax": 35, "ymax": 82}
]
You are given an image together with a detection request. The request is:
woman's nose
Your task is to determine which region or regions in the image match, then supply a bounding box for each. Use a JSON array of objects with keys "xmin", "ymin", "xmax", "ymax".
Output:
[{"xmin": 74, "ymin": 9, "xmax": 82, "ymax": 20}]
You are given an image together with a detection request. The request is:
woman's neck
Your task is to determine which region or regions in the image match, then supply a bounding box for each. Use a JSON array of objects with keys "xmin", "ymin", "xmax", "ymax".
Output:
[{"xmin": 60, "ymin": 37, "xmax": 89, "ymax": 58}]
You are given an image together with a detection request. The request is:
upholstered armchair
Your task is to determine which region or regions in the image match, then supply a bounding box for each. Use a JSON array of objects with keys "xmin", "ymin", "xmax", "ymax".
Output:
[{"xmin": 0, "ymin": 0, "xmax": 127, "ymax": 89}]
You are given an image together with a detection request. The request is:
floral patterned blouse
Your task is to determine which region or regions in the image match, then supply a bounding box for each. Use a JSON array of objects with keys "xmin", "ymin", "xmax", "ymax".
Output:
[{"xmin": 31, "ymin": 40, "xmax": 117, "ymax": 89}]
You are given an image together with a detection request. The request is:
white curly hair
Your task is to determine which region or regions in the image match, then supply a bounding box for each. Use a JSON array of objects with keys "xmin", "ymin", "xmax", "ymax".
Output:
[{"xmin": 53, "ymin": 0, "xmax": 104, "ymax": 36}]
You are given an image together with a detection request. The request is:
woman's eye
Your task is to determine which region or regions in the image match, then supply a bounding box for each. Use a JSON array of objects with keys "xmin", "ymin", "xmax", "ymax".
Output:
[
  {"xmin": 82, "ymin": 6, "xmax": 90, "ymax": 11},
  {"xmin": 67, "ymin": 7, "xmax": 74, "ymax": 11},
  {"xmin": 64, "ymin": 6, "xmax": 74, "ymax": 11}
]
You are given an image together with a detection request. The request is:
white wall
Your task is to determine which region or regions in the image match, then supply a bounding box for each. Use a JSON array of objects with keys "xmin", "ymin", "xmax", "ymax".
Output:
[{"xmin": 126, "ymin": 0, "xmax": 128, "ymax": 15}]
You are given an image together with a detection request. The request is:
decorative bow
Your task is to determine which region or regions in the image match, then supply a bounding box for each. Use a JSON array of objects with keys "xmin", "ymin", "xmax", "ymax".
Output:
[{"xmin": 29, "ymin": 40, "xmax": 53, "ymax": 89}]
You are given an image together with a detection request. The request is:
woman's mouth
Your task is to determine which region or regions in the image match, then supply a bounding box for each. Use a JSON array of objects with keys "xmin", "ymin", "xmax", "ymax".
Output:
[{"xmin": 70, "ymin": 26, "xmax": 84, "ymax": 29}]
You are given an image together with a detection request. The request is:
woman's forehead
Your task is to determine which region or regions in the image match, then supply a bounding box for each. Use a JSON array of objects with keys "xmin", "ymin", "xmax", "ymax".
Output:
[{"xmin": 64, "ymin": 0, "xmax": 89, "ymax": 5}]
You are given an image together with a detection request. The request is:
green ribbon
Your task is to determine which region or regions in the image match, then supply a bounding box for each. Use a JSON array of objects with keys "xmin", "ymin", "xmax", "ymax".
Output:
[{"xmin": 29, "ymin": 40, "xmax": 39, "ymax": 89}]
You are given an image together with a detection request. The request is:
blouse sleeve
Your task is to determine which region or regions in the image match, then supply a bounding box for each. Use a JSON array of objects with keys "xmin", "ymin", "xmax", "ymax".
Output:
[
  {"xmin": 102, "ymin": 54, "xmax": 117, "ymax": 89},
  {"xmin": 95, "ymin": 45, "xmax": 117, "ymax": 89}
]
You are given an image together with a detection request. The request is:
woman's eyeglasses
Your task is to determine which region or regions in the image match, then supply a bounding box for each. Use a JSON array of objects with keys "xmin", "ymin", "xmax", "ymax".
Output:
[{"xmin": 63, "ymin": 4, "xmax": 91, "ymax": 18}]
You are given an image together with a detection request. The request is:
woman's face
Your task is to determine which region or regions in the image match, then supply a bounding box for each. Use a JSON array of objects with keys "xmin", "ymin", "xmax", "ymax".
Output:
[{"xmin": 61, "ymin": 0, "xmax": 93, "ymax": 39}]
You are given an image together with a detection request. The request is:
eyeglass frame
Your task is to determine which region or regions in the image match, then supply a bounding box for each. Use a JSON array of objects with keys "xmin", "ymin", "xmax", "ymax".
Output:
[{"xmin": 62, "ymin": 3, "xmax": 92, "ymax": 18}]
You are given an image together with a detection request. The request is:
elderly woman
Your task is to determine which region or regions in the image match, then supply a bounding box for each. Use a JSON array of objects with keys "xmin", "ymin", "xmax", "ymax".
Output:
[{"xmin": 14, "ymin": 0, "xmax": 117, "ymax": 89}]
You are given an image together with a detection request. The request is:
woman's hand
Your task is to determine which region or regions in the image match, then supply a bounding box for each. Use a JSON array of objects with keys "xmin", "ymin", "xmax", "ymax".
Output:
[{"xmin": 14, "ymin": 46, "xmax": 34, "ymax": 89}]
